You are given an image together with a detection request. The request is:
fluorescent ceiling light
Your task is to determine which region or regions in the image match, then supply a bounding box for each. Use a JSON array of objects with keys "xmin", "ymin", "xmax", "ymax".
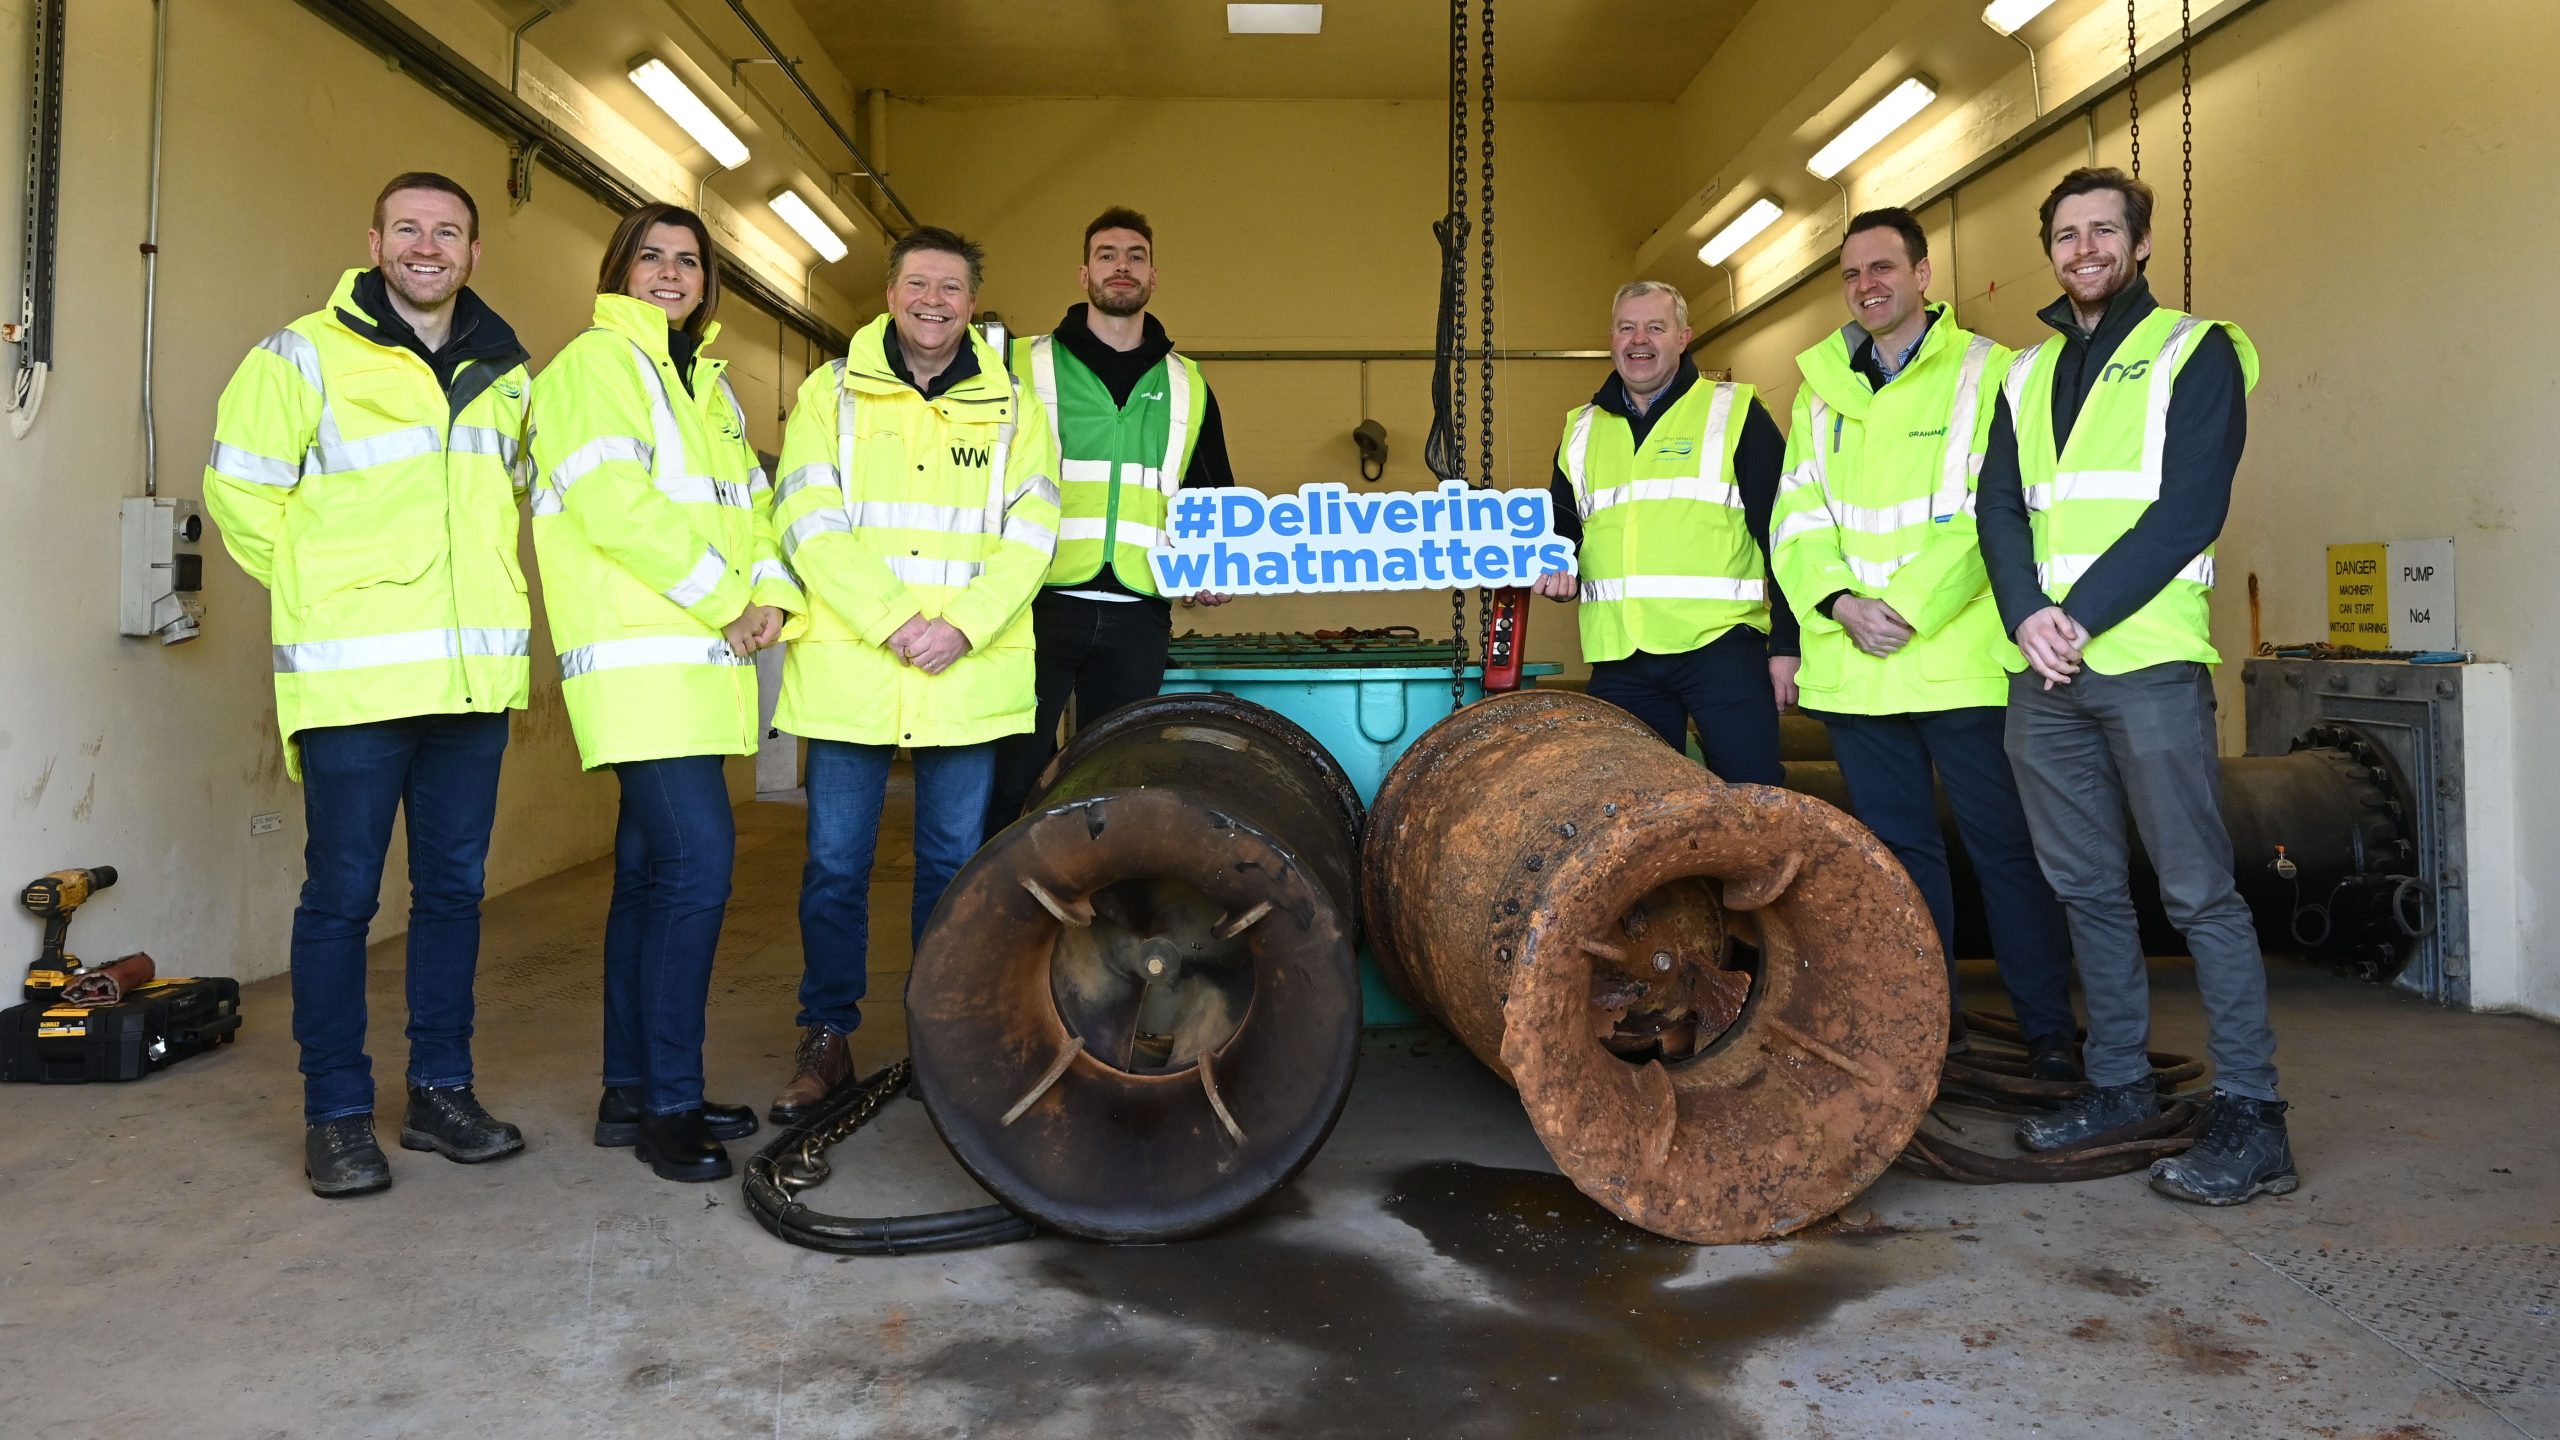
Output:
[
  {"xmin": 1806, "ymin": 77, "xmax": 1938, "ymax": 180},
  {"xmin": 1227, "ymin": 4, "xmax": 1323, "ymax": 34},
  {"xmin": 769, "ymin": 188, "xmax": 848, "ymax": 263},
  {"xmin": 1981, "ymin": 0, "xmax": 2062, "ymax": 36},
  {"xmin": 628, "ymin": 56, "xmax": 749, "ymax": 170},
  {"xmin": 1698, "ymin": 199, "xmax": 1783, "ymax": 267}
]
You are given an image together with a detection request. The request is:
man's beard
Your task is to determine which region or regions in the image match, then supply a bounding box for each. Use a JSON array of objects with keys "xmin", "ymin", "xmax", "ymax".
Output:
[{"xmin": 1087, "ymin": 278, "xmax": 1152, "ymax": 317}]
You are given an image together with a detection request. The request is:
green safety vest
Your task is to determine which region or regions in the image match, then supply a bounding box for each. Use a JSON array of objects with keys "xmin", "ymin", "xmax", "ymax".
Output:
[
  {"xmin": 529, "ymin": 294, "xmax": 808, "ymax": 769},
  {"xmin": 1557, "ymin": 379, "xmax": 1768, "ymax": 664},
  {"xmin": 1011, "ymin": 334, "xmax": 1204, "ymax": 595},
  {"xmin": 202, "ymin": 268, "xmax": 533, "ymax": 781},
  {"xmin": 1774, "ymin": 306, "xmax": 2017, "ymax": 714},
  {"xmin": 2004, "ymin": 306, "xmax": 2260, "ymax": 673}
]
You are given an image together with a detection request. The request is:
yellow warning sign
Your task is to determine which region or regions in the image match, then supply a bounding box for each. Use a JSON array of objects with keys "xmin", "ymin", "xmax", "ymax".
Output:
[{"xmin": 2328, "ymin": 543, "xmax": 2389, "ymax": 645}]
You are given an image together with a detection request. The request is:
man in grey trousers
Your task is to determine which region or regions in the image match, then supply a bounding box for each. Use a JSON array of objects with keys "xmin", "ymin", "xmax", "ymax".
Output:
[{"xmin": 1975, "ymin": 166, "xmax": 2293, "ymax": 1205}]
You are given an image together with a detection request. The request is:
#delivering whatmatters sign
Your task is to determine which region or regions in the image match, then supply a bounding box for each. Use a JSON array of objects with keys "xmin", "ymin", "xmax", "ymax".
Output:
[{"xmin": 1147, "ymin": 481, "xmax": 1576, "ymax": 596}]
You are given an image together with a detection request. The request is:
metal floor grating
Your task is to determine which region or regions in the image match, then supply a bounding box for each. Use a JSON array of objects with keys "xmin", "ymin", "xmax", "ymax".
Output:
[{"xmin": 2254, "ymin": 1243, "xmax": 2560, "ymax": 1394}]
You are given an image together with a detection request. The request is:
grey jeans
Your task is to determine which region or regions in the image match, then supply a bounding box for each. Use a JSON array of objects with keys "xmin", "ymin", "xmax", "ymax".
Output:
[{"xmin": 2004, "ymin": 663, "xmax": 2279, "ymax": 1101}]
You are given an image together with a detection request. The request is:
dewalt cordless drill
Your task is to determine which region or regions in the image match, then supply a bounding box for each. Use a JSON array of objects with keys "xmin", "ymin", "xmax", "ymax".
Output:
[{"xmin": 21, "ymin": 866, "xmax": 117, "ymax": 1002}]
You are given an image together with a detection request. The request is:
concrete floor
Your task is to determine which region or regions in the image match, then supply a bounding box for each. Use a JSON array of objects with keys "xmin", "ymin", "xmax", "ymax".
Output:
[{"xmin": 4, "ymin": 781, "xmax": 2556, "ymax": 1440}]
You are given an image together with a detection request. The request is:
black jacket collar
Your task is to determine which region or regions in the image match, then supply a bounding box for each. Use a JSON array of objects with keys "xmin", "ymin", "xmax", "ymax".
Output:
[
  {"xmin": 1053, "ymin": 303, "xmax": 1174, "ymax": 375},
  {"xmin": 882, "ymin": 321, "xmax": 981, "ymax": 400},
  {"xmin": 2038, "ymin": 273, "xmax": 2159, "ymax": 350},
  {"xmin": 1592, "ymin": 353, "xmax": 1699, "ymax": 420},
  {"xmin": 339, "ymin": 269, "xmax": 527, "ymax": 417}
]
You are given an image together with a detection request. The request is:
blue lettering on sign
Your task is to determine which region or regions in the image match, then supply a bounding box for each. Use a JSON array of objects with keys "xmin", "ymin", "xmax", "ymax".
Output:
[{"xmin": 1148, "ymin": 480, "xmax": 1577, "ymax": 597}]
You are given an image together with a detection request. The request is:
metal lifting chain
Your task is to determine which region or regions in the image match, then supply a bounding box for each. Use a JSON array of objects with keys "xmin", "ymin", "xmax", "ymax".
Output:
[
  {"xmin": 2180, "ymin": 0, "xmax": 2195, "ymax": 308},
  {"xmin": 1475, "ymin": 0, "xmax": 1497, "ymax": 672},
  {"xmin": 2124, "ymin": 0, "xmax": 2142, "ymax": 179},
  {"xmin": 1447, "ymin": 0, "xmax": 1472, "ymax": 707}
]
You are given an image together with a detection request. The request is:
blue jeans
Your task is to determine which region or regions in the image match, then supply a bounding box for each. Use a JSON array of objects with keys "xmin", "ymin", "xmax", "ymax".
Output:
[
  {"xmin": 1818, "ymin": 706, "xmax": 2078, "ymax": 1044},
  {"xmin": 602, "ymin": 756, "xmax": 735, "ymax": 1115},
  {"xmin": 1585, "ymin": 628, "xmax": 1786, "ymax": 785},
  {"xmin": 797, "ymin": 740, "xmax": 994, "ymax": 1033},
  {"xmin": 291, "ymin": 712, "xmax": 508, "ymax": 1124}
]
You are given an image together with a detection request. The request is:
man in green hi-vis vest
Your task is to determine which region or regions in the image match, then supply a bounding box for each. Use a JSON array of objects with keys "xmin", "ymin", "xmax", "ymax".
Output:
[
  {"xmin": 984, "ymin": 206, "xmax": 1239, "ymax": 834},
  {"xmin": 1978, "ymin": 167, "xmax": 2293, "ymax": 1206}
]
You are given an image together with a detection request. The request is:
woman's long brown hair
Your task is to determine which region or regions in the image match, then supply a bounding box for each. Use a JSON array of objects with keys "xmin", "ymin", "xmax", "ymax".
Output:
[{"xmin": 597, "ymin": 203, "xmax": 722, "ymax": 338}]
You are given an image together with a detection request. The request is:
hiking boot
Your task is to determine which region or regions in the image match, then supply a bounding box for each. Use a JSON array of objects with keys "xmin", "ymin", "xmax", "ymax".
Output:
[
  {"xmin": 768, "ymin": 1026, "xmax": 852, "ymax": 1125},
  {"xmin": 399, "ymin": 1084, "xmax": 526, "ymax": 1163},
  {"xmin": 2149, "ymin": 1093, "xmax": 2299, "ymax": 1205},
  {"xmin": 634, "ymin": 1107, "xmax": 732, "ymax": 1183},
  {"xmin": 305, "ymin": 1115, "xmax": 392, "ymax": 1198},
  {"xmin": 1946, "ymin": 1011, "xmax": 1971, "ymax": 1056},
  {"xmin": 2025, "ymin": 1033, "xmax": 2085, "ymax": 1082},
  {"xmin": 2016, "ymin": 1077, "xmax": 2159, "ymax": 1152},
  {"xmin": 594, "ymin": 1086, "xmax": 758, "ymax": 1147}
]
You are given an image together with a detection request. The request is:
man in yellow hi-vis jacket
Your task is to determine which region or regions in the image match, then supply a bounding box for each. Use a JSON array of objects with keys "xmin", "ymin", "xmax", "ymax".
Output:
[
  {"xmin": 202, "ymin": 173, "xmax": 531, "ymax": 1198},
  {"xmin": 765, "ymin": 228, "xmax": 1061, "ymax": 1120}
]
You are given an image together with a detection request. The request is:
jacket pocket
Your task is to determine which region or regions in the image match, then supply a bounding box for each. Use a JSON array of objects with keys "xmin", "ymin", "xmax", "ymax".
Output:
[{"xmin": 285, "ymin": 538, "xmax": 438, "ymax": 617}]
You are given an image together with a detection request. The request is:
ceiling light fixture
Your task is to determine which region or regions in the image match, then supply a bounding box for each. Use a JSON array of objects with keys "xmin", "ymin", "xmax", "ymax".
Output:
[
  {"xmin": 769, "ymin": 188, "xmax": 849, "ymax": 263},
  {"xmin": 628, "ymin": 55, "xmax": 749, "ymax": 170},
  {"xmin": 1805, "ymin": 77, "xmax": 1938, "ymax": 180},
  {"xmin": 1226, "ymin": 4, "xmax": 1323, "ymax": 34},
  {"xmin": 1697, "ymin": 198, "xmax": 1783, "ymax": 267},
  {"xmin": 1981, "ymin": 0, "xmax": 2063, "ymax": 36}
]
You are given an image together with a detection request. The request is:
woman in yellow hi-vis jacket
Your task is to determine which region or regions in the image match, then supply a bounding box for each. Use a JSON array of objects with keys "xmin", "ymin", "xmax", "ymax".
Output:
[{"xmin": 530, "ymin": 204, "xmax": 806, "ymax": 1183}]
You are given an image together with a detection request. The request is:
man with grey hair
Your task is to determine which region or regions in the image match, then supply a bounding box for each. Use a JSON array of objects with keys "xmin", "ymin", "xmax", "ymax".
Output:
[{"xmin": 1540, "ymin": 279, "xmax": 1796, "ymax": 783}]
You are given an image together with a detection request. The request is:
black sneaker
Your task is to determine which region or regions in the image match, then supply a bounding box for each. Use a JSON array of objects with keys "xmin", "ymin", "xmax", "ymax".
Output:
[
  {"xmin": 2025, "ymin": 1034, "xmax": 2084, "ymax": 1082},
  {"xmin": 2149, "ymin": 1093, "xmax": 2299, "ymax": 1205},
  {"xmin": 305, "ymin": 1115, "xmax": 392, "ymax": 1198},
  {"xmin": 594, "ymin": 1086, "xmax": 759, "ymax": 1147},
  {"xmin": 399, "ymin": 1084, "xmax": 526, "ymax": 1164},
  {"xmin": 2015, "ymin": 1077, "xmax": 2159, "ymax": 1152}
]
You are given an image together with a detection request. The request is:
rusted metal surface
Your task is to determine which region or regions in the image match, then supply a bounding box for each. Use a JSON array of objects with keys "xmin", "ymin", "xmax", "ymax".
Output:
[
  {"xmin": 1362, "ymin": 690, "xmax": 1946, "ymax": 1244},
  {"xmin": 910, "ymin": 693, "xmax": 1363, "ymax": 1243}
]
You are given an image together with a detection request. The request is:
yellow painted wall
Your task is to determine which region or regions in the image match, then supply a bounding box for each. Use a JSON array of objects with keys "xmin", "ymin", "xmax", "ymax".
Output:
[
  {"xmin": 882, "ymin": 95, "xmax": 1669, "ymax": 672},
  {"xmin": 0, "ymin": 0, "xmax": 859, "ymax": 982},
  {"xmin": 1697, "ymin": 0, "xmax": 2560, "ymax": 1016}
]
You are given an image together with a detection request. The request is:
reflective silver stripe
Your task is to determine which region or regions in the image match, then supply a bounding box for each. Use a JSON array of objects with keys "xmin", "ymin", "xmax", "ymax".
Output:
[
  {"xmin": 747, "ymin": 466, "xmax": 772, "ymax": 500},
  {"xmin": 1562, "ymin": 406, "xmax": 1597, "ymax": 518},
  {"xmin": 558, "ymin": 635, "xmax": 750, "ymax": 679},
  {"xmin": 655, "ymin": 475, "xmax": 755, "ymax": 508},
  {"xmin": 2140, "ymin": 316, "xmax": 2208, "ymax": 484},
  {"xmin": 257, "ymin": 329, "xmax": 324, "ymax": 391},
  {"xmin": 782, "ymin": 509, "xmax": 851, "ymax": 559},
  {"xmin": 2050, "ymin": 469, "xmax": 2157, "ymax": 504},
  {"xmin": 272, "ymin": 626, "xmax": 529, "ymax": 674},
  {"xmin": 664, "ymin": 546, "xmax": 728, "ymax": 609},
  {"xmin": 1828, "ymin": 493, "xmax": 1940, "ymax": 536},
  {"xmin": 621, "ymin": 338, "xmax": 692, "ymax": 482},
  {"xmin": 886, "ymin": 555, "xmax": 982, "ymax": 587},
  {"xmin": 852, "ymin": 500, "xmax": 988, "ymax": 534},
  {"xmin": 1846, "ymin": 553, "xmax": 1920, "ymax": 588},
  {"xmin": 1059, "ymin": 458, "xmax": 1115, "ymax": 485},
  {"xmin": 1578, "ymin": 575, "xmax": 1766, "ymax": 604},
  {"xmin": 210, "ymin": 442, "xmax": 299, "ymax": 489},
  {"xmin": 448, "ymin": 424, "xmax": 517, "ymax": 468},
  {"xmin": 1009, "ymin": 472, "xmax": 1062, "ymax": 510},
  {"xmin": 307, "ymin": 423, "xmax": 442, "ymax": 475},
  {"xmin": 547, "ymin": 435, "xmax": 653, "ymax": 498},
  {"xmin": 776, "ymin": 463, "xmax": 839, "ymax": 507},
  {"xmin": 2039, "ymin": 553, "xmax": 2214, "ymax": 589},
  {"xmin": 1029, "ymin": 335, "xmax": 1062, "ymax": 434},
  {"xmin": 2001, "ymin": 341, "xmax": 2052, "ymax": 425},
  {"xmin": 1003, "ymin": 516, "xmax": 1059, "ymax": 553},
  {"xmin": 1158, "ymin": 357, "xmax": 1194, "ymax": 495},
  {"xmin": 1770, "ymin": 507, "xmax": 1838, "ymax": 547},
  {"xmin": 1586, "ymin": 473, "xmax": 1745, "ymax": 515},
  {"xmin": 749, "ymin": 559, "xmax": 795, "ymax": 589},
  {"xmin": 1934, "ymin": 335, "xmax": 1998, "ymax": 520}
]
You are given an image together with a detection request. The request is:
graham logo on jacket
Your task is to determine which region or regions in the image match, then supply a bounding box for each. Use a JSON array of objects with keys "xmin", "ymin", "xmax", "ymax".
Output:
[
  {"xmin": 949, "ymin": 444, "xmax": 990, "ymax": 468},
  {"xmin": 2100, "ymin": 358, "xmax": 2153, "ymax": 383}
]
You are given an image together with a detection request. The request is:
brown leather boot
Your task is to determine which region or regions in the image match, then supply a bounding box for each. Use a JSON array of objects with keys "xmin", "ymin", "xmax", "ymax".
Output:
[{"xmin": 769, "ymin": 1025, "xmax": 852, "ymax": 1125}]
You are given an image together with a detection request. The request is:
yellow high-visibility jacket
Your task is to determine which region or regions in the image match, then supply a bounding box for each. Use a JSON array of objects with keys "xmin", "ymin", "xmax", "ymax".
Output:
[
  {"xmin": 529, "ymin": 294, "xmax": 806, "ymax": 768},
  {"xmin": 773, "ymin": 316, "xmax": 1061, "ymax": 748},
  {"xmin": 203, "ymin": 267, "xmax": 533, "ymax": 781},
  {"xmin": 1558, "ymin": 380, "xmax": 1770, "ymax": 664}
]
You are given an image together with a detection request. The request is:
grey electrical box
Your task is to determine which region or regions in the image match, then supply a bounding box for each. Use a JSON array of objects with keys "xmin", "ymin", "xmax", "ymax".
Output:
[{"xmin": 119, "ymin": 496, "xmax": 204, "ymax": 643}]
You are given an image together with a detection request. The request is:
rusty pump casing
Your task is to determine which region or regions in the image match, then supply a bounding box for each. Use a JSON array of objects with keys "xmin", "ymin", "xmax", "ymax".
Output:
[
  {"xmin": 1362, "ymin": 690, "xmax": 1946, "ymax": 1244},
  {"xmin": 908, "ymin": 693, "xmax": 1365, "ymax": 1243}
]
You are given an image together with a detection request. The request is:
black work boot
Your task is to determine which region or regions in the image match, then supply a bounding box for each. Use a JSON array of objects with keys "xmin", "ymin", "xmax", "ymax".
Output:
[
  {"xmin": 594, "ymin": 1086, "xmax": 758, "ymax": 1147},
  {"xmin": 305, "ymin": 1115, "xmax": 392, "ymax": 1198},
  {"xmin": 2016, "ymin": 1077, "xmax": 2159, "ymax": 1152},
  {"xmin": 399, "ymin": 1084, "xmax": 526, "ymax": 1163},
  {"xmin": 634, "ymin": 1107, "xmax": 733, "ymax": 1183},
  {"xmin": 2149, "ymin": 1093, "xmax": 2299, "ymax": 1205},
  {"xmin": 2025, "ymin": 1033, "xmax": 2085, "ymax": 1082}
]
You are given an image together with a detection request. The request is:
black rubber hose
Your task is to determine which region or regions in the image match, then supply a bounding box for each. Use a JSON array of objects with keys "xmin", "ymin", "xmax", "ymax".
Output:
[{"xmin": 740, "ymin": 1063, "xmax": 1039, "ymax": 1256}]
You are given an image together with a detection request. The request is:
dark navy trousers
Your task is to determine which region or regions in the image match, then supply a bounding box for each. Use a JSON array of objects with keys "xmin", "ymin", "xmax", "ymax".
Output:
[
  {"xmin": 1818, "ymin": 705, "xmax": 2078, "ymax": 1044},
  {"xmin": 1584, "ymin": 627, "xmax": 1786, "ymax": 785}
]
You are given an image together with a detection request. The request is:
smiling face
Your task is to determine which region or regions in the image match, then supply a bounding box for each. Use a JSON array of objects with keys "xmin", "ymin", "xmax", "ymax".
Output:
[
  {"xmin": 1080, "ymin": 227, "xmax": 1157, "ymax": 318},
  {"xmin": 887, "ymin": 247, "xmax": 976, "ymax": 359},
  {"xmin": 621, "ymin": 221, "xmax": 706, "ymax": 327},
  {"xmin": 2046, "ymin": 189, "xmax": 2150, "ymax": 315},
  {"xmin": 1840, "ymin": 226, "xmax": 1931, "ymax": 343},
  {"xmin": 368, "ymin": 188, "xmax": 478, "ymax": 313},
  {"xmin": 1610, "ymin": 289, "xmax": 1689, "ymax": 397}
]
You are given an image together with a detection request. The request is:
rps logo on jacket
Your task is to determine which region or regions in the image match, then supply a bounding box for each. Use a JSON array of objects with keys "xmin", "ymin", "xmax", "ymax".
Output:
[{"xmin": 2100, "ymin": 358, "xmax": 2153, "ymax": 383}]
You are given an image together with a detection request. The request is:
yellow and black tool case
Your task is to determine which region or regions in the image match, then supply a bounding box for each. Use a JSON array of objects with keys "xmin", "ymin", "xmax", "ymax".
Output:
[{"xmin": 0, "ymin": 977, "xmax": 241, "ymax": 1083}]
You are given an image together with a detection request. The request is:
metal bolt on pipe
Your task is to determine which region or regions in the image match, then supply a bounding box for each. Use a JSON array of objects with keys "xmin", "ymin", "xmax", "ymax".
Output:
[
  {"xmin": 1362, "ymin": 690, "xmax": 1946, "ymax": 1244},
  {"xmin": 908, "ymin": 693, "xmax": 1365, "ymax": 1243}
]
